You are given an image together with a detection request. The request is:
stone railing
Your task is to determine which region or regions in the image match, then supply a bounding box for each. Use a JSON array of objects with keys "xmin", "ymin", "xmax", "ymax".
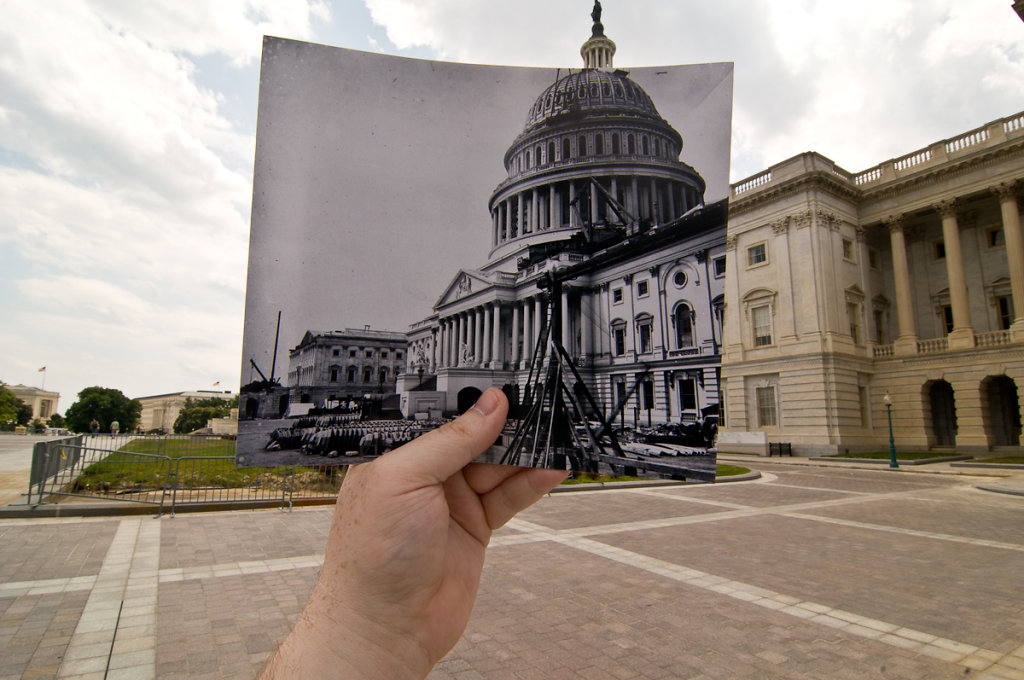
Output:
[
  {"xmin": 731, "ymin": 170, "xmax": 772, "ymax": 197},
  {"xmin": 852, "ymin": 110, "xmax": 1024, "ymax": 187},
  {"xmin": 668, "ymin": 347, "xmax": 702, "ymax": 358},
  {"xmin": 917, "ymin": 337, "xmax": 949, "ymax": 354},
  {"xmin": 872, "ymin": 344, "xmax": 894, "ymax": 358},
  {"xmin": 976, "ymin": 329, "xmax": 1013, "ymax": 347}
]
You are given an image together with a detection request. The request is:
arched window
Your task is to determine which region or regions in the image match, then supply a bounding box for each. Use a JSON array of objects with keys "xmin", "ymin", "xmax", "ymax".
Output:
[
  {"xmin": 562, "ymin": 138, "xmax": 571, "ymax": 160},
  {"xmin": 642, "ymin": 136, "xmax": 650, "ymax": 155},
  {"xmin": 610, "ymin": 319, "xmax": 627, "ymax": 356},
  {"xmin": 525, "ymin": 150, "xmax": 531, "ymax": 168},
  {"xmin": 602, "ymin": 83, "xmax": 611, "ymax": 96},
  {"xmin": 595, "ymin": 135, "xmax": 604, "ymax": 155},
  {"xmin": 612, "ymin": 133, "xmax": 620, "ymax": 154},
  {"xmin": 548, "ymin": 141, "xmax": 555, "ymax": 164},
  {"xmin": 635, "ymin": 313, "xmax": 654, "ymax": 354},
  {"xmin": 347, "ymin": 366, "xmax": 357, "ymax": 382},
  {"xmin": 628, "ymin": 134, "xmax": 635, "ymax": 154},
  {"xmin": 536, "ymin": 145, "xmax": 542, "ymax": 165},
  {"xmin": 673, "ymin": 304, "xmax": 694, "ymax": 348},
  {"xmin": 578, "ymin": 135, "xmax": 587, "ymax": 156}
]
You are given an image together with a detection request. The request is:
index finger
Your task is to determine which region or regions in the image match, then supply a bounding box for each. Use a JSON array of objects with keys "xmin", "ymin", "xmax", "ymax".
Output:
[{"xmin": 380, "ymin": 387, "xmax": 509, "ymax": 484}]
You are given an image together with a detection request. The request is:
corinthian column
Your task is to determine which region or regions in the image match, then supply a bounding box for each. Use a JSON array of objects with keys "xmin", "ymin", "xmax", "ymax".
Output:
[
  {"xmin": 482, "ymin": 303, "xmax": 492, "ymax": 364},
  {"xmin": 885, "ymin": 215, "xmax": 918, "ymax": 355},
  {"xmin": 995, "ymin": 183, "xmax": 1024, "ymax": 339},
  {"xmin": 936, "ymin": 199, "xmax": 975, "ymax": 349},
  {"xmin": 491, "ymin": 303, "xmax": 502, "ymax": 369},
  {"xmin": 511, "ymin": 302, "xmax": 521, "ymax": 367},
  {"xmin": 522, "ymin": 296, "xmax": 533, "ymax": 367}
]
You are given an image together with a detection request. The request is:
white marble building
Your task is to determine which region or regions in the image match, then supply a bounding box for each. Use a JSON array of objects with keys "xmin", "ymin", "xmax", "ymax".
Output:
[{"xmin": 721, "ymin": 112, "xmax": 1024, "ymax": 455}]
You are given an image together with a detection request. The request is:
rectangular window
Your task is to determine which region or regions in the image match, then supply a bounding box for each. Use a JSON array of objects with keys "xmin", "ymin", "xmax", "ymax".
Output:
[
  {"xmin": 396, "ymin": 351, "xmax": 403, "ymax": 359},
  {"xmin": 713, "ymin": 256, "xmax": 726, "ymax": 277},
  {"xmin": 636, "ymin": 280, "xmax": 649, "ymax": 297},
  {"xmin": 747, "ymin": 243, "xmax": 767, "ymax": 266},
  {"xmin": 934, "ymin": 241, "xmax": 946, "ymax": 260},
  {"xmin": 997, "ymin": 296, "xmax": 1013, "ymax": 330},
  {"xmin": 755, "ymin": 386, "xmax": 777, "ymax": 427},
  {"xmin": 365, "ymin": 350, "xmax": 373, "ymax": 358},
  {"xmin": 942, "ymin": 305, "xmax": 954, "ymax": 335},
  {"xmin": 640, "ymin": 378, "xmax": 655, "ymax": 410},
  {"xmin": 332, "ymin": 348, "xmax": 340, "ymax": 356},
  {"xmin": 868, "ymin": 248, "xmax": 879, "ymax": 269},
  {"xmin": 613, "ymin": 288, "xmax": 623, "ymax": 304},
  {"xmin": 330, "ymin": 367, "xmax": 339, "ymax": 382},
  {"xmin": 349, "ymin": 349, "xmax": 356, "ymax": 357},
  {"xmin": 848, "ymin": 302, "xmax": 861, "ymax": 344},
  {"xmin": 638, "ymin": 322, "xmax": 652, "ymax": 353},
  {"xmin": 842, "ymin": 239, "xmax": 854, "ymax": 262},
  {"xmin": 989, "ymin": 228, "xmax": 1005, "ymax": 247},
  {"xmin": 680, "ymin": 378, "xmax": 698, "ymax": 411},
  {"xmin": 613, "ymin": 326, "xmax": 626, "ymax": 355},
  {"xmin": 363, "ymin": 366, "xmax": 373, "ymax": 382},
  {"xmin": 381, "ymin": 350, "xmax": 388, "ymax": 358},
  {"xmin": 752, "ymin": 305, "xmax": 772, "ymax": 347},
  {"xmin": 874, "ymin": 309, "xmax": 886, "ymax": 344}
]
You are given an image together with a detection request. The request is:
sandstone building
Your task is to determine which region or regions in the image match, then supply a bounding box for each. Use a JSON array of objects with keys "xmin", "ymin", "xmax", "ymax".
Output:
[{"xmin": 720, "ymin": 112, "xmax": 1024, "ymax": 455}]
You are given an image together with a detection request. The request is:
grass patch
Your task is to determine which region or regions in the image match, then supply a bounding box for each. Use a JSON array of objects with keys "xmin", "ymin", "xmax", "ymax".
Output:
[
  {"xmin": 716, "ymin": 464, "xmax": 751, "ymax": 477},
  {"xmin": 69, "ymin": 438, "xmax": 342, "ymax": 494},
  {"xmin": 826, "ymin": 451, "xmax": 950, "ymax": 461}
]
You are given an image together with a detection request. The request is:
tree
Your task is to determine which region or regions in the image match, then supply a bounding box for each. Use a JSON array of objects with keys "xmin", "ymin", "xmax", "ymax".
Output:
[
  {"xmin": 47, "ymin": 413, "xmax": 66, "ymax": 428},
  {"xmin": 173, "ymin": 396, "xmax": 236, "ymax": 434},
  {"xmin": 0, "ymin": 384, "xmax": 30, "ymax": 430},
  {"xmin": 64, "ymin": 387, "xmax": 142, "ymax": 434}
]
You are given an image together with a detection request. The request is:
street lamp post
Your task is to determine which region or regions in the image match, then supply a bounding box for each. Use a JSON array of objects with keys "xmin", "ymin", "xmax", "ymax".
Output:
[{"xmin": 883, "ymin": 393, "xmax": 898, "ymax": 469}]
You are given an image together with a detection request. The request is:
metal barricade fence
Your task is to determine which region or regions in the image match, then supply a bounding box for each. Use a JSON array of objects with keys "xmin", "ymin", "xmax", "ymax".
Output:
[{"xmin": 27, "ymin": 437, "xmax": 344, "ymax": 514}]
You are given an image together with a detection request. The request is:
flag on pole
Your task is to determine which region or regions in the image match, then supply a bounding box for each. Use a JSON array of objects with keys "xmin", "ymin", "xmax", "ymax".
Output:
[{"xmin": 38, "ymin": 366, "xmax": 46, "ymax": 372}]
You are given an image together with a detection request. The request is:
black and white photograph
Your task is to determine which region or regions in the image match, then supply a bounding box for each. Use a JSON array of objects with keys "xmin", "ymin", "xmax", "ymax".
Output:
[{"xmin": 238, "ymin": 9, "xmax": 733, "ymax": 482}]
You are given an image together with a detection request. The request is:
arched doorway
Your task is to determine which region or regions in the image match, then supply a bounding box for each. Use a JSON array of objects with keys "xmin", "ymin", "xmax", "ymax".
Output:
[
  {"xmin": 457, "ymin": 387, "xmax": 483, "ymax": 415},
  {"xmin": 983, "ymin": 376, "xmax": 1021, "ymax": 446},
  {"xmin": 925, "ymin": 381, "xmax": 957, "ymax": 446}
]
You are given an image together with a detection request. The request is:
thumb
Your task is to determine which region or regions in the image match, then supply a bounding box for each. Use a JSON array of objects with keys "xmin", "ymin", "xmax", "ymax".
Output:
[{"xmin": 382, "ymin": 387, "xmax": 509, "ymax": 483}]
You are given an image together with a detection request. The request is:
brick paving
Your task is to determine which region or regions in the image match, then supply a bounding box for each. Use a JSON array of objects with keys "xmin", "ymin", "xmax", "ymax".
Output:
[{"xmin": 0, "ymin": 461, "xmax": 1023, "ymax": 679}]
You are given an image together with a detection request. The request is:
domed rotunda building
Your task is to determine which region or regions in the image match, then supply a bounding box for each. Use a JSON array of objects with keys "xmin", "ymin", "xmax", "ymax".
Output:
[{"xmin": 399, "ymin": 3, "xmax": 728, "ymax": 425}]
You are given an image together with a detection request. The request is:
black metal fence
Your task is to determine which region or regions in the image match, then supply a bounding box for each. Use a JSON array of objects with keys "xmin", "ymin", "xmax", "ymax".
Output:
[{"xmin": 27, "ymin": 435, "xmax": 343, "ymax": 514}]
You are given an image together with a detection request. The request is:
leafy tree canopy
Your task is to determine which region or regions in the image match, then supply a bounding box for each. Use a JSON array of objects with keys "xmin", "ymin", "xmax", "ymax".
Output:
[
  {"xmin": 47, "ymin": 413, "xmax": 66, "ymax": 428},
  {"xmin": 0, "ymin": 384, "xmax": 31, "ymax": 430},
  {"xmin": 64, "ymin": 386, "xmax": 142, "ymax": 433},
  {"xmin": 173, "ymin": 396, "xmax": 236, "ymax": 434}
]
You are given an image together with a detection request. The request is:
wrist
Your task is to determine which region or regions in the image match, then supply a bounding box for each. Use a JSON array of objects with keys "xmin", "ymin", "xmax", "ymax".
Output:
[{"xmin": 265, "ymin": 587, "xmax": 434, "ymax": 680}]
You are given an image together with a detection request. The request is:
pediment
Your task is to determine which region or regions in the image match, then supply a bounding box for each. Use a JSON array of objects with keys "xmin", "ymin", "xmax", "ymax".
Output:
[{"xmin": 434, "ymin": 270, "xmax": 493, "ymax": 308}]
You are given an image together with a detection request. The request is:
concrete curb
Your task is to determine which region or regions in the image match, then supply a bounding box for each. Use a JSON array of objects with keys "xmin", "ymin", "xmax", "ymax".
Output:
[
  {"xmin": 974, "ymin": 483, "xmax": 1024, "ymax": 498},
  {"xmin": 2, "ymin": 470, "xmax": 765, "ymax": 515},
  {"xmin": 809, "ymin": 455, "xmax": 973, "ymax": 466},
  {"xmin": 952, "ymin": 462, "xmax": 1024, "ymax": 470}
]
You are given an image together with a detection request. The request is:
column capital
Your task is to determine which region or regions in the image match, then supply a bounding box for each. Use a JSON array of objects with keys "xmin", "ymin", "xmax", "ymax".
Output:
[
  {"xmin": 855, "ymin": 227, "xmax": 867, "ymax": 243},
  {"xmin": 993, "ymin": 180, "xmax": 1021, "ymax": 202},
  {"xmin": 934, "ymin": 197, "xmax": 959, "ymax": 219},
  {"xmin": 725, "ymin": 235, "xmax": 738, "ymax": 250},
  {"xmin": 770, "ymin": 218, "xmax": 789, "ymax": 235},
  {"xmin": 883, "ymin": 213, "xmax": 906, "ymax": 234}
]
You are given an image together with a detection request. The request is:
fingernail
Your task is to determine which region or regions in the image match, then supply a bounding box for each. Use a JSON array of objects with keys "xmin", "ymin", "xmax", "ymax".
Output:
[{"xmin": 472, "ymin": 389, "xmax": 499, "ymax": 416}]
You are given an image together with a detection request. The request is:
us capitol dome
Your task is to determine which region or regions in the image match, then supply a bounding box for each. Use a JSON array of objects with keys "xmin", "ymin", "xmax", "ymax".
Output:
[{"xmin": 486, "ymin": 2, "xmax": 707, "ymax": 265}]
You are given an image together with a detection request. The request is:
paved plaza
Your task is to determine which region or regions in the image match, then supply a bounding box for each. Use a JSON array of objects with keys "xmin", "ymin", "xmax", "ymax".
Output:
[{"xmin": 1, "ymin": 459, "xmax": 1023, "ymax": 679}]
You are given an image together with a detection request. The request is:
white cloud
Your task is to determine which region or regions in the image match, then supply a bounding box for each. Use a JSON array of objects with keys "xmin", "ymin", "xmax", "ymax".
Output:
[
  {"xmin": 361, "ymin": 0, "xmax": 1024, "ymax": 178},
  {"xmin": 0, "ymin": 0, "xmax": 331, "ymax": 402}
]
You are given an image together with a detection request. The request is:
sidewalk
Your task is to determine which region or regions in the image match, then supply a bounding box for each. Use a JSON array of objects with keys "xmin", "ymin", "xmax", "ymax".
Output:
[{"xmin": 3, "ymin": 462, "xmax": 1024, "ymax": 679}]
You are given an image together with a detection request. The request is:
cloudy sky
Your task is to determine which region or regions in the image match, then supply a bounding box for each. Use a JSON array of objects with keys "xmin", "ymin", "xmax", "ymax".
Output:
[{"xmin": 1, "ymin": 1, "xmax": 1021, "ymax": 410}]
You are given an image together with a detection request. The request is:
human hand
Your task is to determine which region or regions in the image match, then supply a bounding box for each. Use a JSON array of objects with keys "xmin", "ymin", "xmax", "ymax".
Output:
[{"xmin": 262, "ymin": 387, "xmax": 567, "ymax": 679}]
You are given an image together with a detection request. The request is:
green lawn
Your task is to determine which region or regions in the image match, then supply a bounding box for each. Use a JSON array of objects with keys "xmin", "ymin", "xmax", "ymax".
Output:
[
  {"xmin": 70, "ymin": 438, "xmax": 341, "ymax": 494},
  {"xmin": 716, "ymin": 464, "xmax": 751, "ymax": 477}
]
